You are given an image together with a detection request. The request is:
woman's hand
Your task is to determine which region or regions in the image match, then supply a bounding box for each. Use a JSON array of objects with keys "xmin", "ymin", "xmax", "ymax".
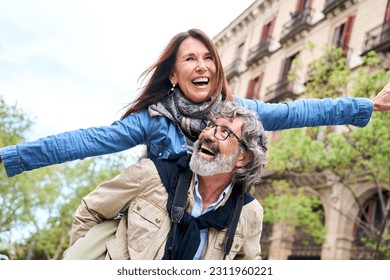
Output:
[{"xmin": 373, "ymin": 82, "xmax": 390, "ymax": 111}]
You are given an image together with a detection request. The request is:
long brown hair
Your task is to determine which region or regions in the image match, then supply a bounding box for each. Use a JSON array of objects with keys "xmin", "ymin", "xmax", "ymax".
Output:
[{"xmin": 121, "ymin": 29, "xmax": 233, "ymax": 120}]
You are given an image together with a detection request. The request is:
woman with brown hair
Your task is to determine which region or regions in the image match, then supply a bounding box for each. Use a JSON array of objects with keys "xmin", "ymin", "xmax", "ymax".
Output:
[{"xmin": 0, "ymin": 29, "xmax": 389, "ymax": 177}]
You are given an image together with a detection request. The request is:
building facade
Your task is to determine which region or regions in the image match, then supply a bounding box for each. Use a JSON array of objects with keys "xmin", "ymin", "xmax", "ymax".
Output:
[{"xmin": 213, "ymin": 0, "xmax": 390, "ymax": 259}]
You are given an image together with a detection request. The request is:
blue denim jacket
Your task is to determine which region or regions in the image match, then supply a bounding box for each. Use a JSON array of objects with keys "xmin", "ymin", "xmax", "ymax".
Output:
[{"xmin": 0, "ymin": 96, "xmax": 373, "ymax": 177}]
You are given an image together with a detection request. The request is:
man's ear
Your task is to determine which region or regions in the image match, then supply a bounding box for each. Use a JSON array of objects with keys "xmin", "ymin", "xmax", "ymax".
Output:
[{"xmin": 235, "ymin": 151, "xmax": 253, "ymax": 168}]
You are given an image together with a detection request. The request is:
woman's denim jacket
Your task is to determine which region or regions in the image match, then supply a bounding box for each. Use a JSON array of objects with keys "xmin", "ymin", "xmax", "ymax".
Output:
[{"xmin": 0, "ymin": 96, "xmax": 373, "ymax": 177}]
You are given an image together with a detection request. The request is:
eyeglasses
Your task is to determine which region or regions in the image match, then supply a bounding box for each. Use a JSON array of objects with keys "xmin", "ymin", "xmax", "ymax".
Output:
[{"xmin": 204, "ymin": 120, "xmax": 246, "ymax": 148}]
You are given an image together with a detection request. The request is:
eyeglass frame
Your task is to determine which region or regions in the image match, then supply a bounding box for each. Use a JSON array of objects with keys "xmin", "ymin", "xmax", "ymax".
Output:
[{"xmin": 203, "ymin": 120, "xmax": 247, "ymax": 148}]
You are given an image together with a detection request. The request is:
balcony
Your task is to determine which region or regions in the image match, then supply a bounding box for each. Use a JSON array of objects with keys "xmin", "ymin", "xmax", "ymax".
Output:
[
  {"xmin": 322, "ymin": 0, "xmax": 357, "ymax": 16},
  {"xmin": 280, "ymin": 8, "xmax": 314, "ymax": 45},
  {"xmin": 361, "ymin": 20, "xmax": 390, "ymax": 55},
  {"xmin": 264, "ymin": 80, "xmax": 300, "ymax": 103},
  {"xmin": 247, "ymin": 36, "xmax": 275, "ymax": 67},
  {"xmin": 224, "ymin": 58, "xmax": 242, "ymax": 80}
]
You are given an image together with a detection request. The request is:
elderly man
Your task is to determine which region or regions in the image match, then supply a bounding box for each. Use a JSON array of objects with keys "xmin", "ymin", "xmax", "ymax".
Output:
[{"xmin": 64, "ymin": 100, "xmax": 267, "ymax": 260}]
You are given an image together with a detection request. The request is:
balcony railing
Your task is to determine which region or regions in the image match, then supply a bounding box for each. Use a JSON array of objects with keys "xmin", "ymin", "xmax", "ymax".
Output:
[
  {"xmin": 350, "ymin": 246, "xmax": 376, "ymax": 260},
  {"xmin": 280, "ymin": 8, "xmax": 314, "ymax": 44},
  {"xmin": 323, "ymin": 0, "xmax": 357, "ymax": 15},
  {"xmin": 362, "ymin": 20, "xmax": 390, "ymax": 55},
  {"xmin": 247, "ymin": 36, "xmax": 275, "ymax": 66},
  {"xmin": 224, "ymin": 58, "xmax": 242, "ymax": 80},
  {"xmin": 264, "ymin": 79, "xmax": 299, "ymax": 103}
]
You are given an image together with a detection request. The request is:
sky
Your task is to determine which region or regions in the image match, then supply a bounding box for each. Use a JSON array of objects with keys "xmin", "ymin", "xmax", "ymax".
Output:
[{"xmin": 0, "ymin": 0, "xmax": 256, "ymax": 141}]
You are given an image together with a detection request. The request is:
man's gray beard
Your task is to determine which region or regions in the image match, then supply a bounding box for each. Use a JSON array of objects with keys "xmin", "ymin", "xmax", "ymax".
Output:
[{"xmin": 189, "ymin": 142, "xmax": 241, "ymax": 176}]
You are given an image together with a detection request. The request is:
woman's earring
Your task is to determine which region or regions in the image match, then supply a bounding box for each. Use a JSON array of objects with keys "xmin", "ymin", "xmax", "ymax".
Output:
[{"xmin": 168, "ymin": 83, "xmax": 176, "ymax": 96}]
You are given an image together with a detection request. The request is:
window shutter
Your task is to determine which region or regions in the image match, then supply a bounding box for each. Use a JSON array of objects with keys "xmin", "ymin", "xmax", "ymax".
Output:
[{"xmin": 340, "ymin": 15, "xmax": 355, "ymax": 54}]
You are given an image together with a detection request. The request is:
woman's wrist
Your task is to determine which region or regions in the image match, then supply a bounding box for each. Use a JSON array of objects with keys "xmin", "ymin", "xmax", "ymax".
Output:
[{"xmin": 372, "ymin": 82, "xmax": 390, "ymax": 111}]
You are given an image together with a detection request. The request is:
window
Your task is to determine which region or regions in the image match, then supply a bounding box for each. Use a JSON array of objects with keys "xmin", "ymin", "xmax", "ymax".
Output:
[
  {"xmin": 260, "ymin": 17, "xmax": 276, "ymax": 46},
  {"xmin": 280, "ymin": 52, "xmax": 299, "ymax": 81},
  {"xmin": 381, "ymin": 0, "xmax": 390, "ymax": 43},
  {"xmin": 246, "ymin": 73, "xmax": 264, "ymax": 100},
  {"xmin": 236, "ymin": 42, "xmax": 245, "ymax": 59},
  {"xmin": 291, "ymin": 0, "xmax": 312, "ymax": 17},
  {"xmin": 352, "ymin": 191, "xmax": 390, "ymax": 259},
  {"xmin": 332, "ymin": 15, "xmax": 355, "ymax": 56},
  {"xmin": 296, "ymin": 0, "xmax": 312, "ymax": 12}
]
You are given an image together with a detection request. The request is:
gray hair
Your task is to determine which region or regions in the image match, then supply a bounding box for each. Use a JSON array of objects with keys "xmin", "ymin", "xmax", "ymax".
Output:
[{"xmin": 209, "ymin": 100, "xmax": 267, "ymax": 192}]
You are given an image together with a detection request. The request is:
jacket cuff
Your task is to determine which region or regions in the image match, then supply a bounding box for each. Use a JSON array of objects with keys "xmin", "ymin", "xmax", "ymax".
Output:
[
  {"xmin": 0, "ymin": 146, "xmax": 22, "ymax": 177},
  {"xmin": 353, "ymin": 98, "xmax": 373, "ymax": 127}
]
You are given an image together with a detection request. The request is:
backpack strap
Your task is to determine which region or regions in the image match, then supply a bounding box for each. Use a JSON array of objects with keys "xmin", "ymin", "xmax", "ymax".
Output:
[
  {"xmin": 223, "ymin": 191, "xmax": 244, "ymax": 260},
  {"xmin": 169, "ymin": 167, "xmax": 193, "ymax": 259}
]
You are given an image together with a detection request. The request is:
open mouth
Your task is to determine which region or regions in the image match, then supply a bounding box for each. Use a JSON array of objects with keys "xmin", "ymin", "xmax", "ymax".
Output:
[
  {"xmin": 192, "ymin": 77, "xmax": 209, "ymax": 86},
  {"xmin": 200, "ymin": 145, "xmax": 216, "ymax": 157}
]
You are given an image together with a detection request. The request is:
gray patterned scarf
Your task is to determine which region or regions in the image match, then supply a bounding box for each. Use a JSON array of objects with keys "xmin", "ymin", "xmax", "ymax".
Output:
[{"xmin": 149, "ymin": 88, "xmax": 222, "ymax": 142}]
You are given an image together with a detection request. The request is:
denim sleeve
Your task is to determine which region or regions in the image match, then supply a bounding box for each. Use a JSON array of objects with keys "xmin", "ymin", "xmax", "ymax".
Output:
[
  {"xmin": 236, "ymin": 96, "xmax": 373, "ymax": 131},
  {"xmin": 0, "ymin": 110, "xmax": 149, "ymax": 177}
]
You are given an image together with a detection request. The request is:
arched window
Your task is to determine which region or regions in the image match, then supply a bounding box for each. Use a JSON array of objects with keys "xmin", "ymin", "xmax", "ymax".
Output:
[{"xmin": 352, "ymin": 191, "xmax": 390, "ymax": 259}]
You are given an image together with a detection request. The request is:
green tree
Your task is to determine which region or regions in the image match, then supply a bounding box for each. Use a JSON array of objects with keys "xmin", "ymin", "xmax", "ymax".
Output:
[
  {"xmin": 261, "ymin": 48, "xmax": 390, "ymax": 259},
  {"xmin": 12, "ymin": 155, "xmax": 126, "ymax": 260},
  {"xmin": 0, "ymin": 96, "xmax": 62, "ymax": 255},
  {"xmin": 1, "ymin": 95, "xmax": 129, "ymax": 259},
  {"xmin": 262, "ymin": 182, "xmax": 326, "ymax": 245}
]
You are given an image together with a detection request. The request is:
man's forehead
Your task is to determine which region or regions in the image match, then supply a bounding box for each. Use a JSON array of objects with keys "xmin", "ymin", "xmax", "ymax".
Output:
[{"xmin": 213, "ymin": 116, "xmax": 244, "ymax": 130}]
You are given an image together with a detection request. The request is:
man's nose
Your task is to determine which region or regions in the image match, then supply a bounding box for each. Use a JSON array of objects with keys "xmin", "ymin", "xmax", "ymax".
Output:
[{"xmin": 202, "ymin": 126, "xmax": 217, "ymax": 140}]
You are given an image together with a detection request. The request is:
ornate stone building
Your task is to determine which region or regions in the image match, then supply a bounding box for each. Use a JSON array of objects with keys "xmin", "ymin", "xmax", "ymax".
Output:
[{"xmin": 213, "ymin": 0, "xmax": 390, "ymax": 259}]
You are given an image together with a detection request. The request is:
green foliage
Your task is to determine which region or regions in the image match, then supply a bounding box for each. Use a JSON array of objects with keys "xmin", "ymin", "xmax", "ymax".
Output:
[
  {"xmin": 266, "ymin": 48, "xmax": 390, "ymax": 256},
  {"xmin": 263, "ymin": 183, "xmax": 326, "ymax": 244},
  {"xmin": 267, "ymin": 129, "xmax": 328, "ymax": 172},
  {"xmin": 0, "ymin": 96, "xmax": 32, "ymax": 147},
  {"xmin": 347, "ymin": 112, "xmax": 390, "ymax": 181},
  {"xmin": 280, "ymin": 48, "xmax": 390, "ymax": 177},
  {"xmin": 268, "ymin": 110, "xmax": 389, "ymax": 180},
  {"xmin": 11, "ymin": 155, "xmax": 127, "ymax": 259},
  {"xmin": 305, "ymin": 45, "xmax": 350, "ymax": 98},
  {"xmin": 1, "ymin": 95, "xmax": 61, "ymax": 248},
  {"xmin": 360, "ymin": 233, "xmax": 390, "ymax": 260},
  {"xmin": 1, "ymin": 95, "xmax": 128, "ymax": 259},
  {"xmin": 265, "ymin": 115, "xmax": 389, "ymax": 257},
  {"xmin": 351, "ymin": 51, "xmax": 390, "ymax": 99}
]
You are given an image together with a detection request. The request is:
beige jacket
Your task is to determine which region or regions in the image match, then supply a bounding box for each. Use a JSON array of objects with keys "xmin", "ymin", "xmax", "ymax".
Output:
[{"xmin": 69, "ymin": 158, "xmax": 263, "ymax": 260}]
